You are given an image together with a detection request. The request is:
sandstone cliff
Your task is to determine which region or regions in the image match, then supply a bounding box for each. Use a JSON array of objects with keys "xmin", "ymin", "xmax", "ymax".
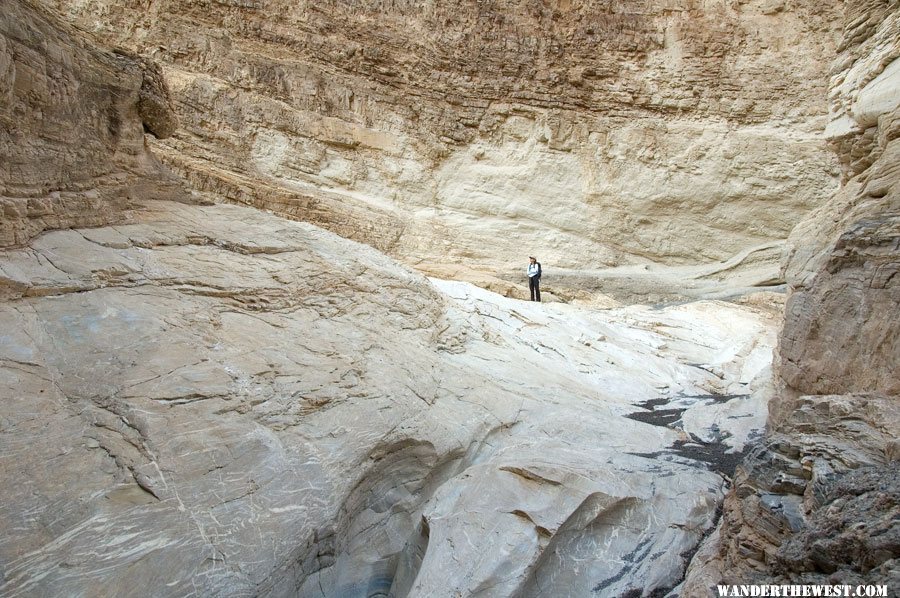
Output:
[
  {"xmin": 47, "ymin": 0, "xmax": 842, "ymax": 281},
  {"xmin": 0, "ymin": 0, "xmax": 182, "ymax": 248},
  {"xmin": 683, "ymin": 0, "xmax": 900, "ymax": 592}
]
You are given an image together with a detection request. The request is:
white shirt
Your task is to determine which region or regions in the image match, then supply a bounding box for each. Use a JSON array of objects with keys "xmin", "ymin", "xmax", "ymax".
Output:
[{"xmin": 527, "ymin": 263, "xmax": 540, "ymax": 278}]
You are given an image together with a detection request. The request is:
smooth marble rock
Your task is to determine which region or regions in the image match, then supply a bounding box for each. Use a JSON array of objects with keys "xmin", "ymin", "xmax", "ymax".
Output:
[{"xmin": 0, "ymin": 201, "xmax": 778, "ymax": 596}]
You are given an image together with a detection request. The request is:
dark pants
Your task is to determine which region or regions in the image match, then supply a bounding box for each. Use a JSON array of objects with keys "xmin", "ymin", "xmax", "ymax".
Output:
[{"xmin": 529, "ymin": 276, "xmax": 541, "ymax": 302}]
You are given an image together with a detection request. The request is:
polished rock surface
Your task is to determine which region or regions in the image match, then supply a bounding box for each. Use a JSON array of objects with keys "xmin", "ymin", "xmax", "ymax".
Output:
[{"xmin": 0, "ymin": 201, "xmax": 779, "ymax": 596}]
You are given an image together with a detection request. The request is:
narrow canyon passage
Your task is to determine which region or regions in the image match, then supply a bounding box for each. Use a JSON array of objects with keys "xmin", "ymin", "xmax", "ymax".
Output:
[
  {"xmin": 3, "ymin": 0, "xmax": 897, "ymax": 594},
  {"xmin": 0, "ymin": 201, "xmax": 779, "ymax": 596}
]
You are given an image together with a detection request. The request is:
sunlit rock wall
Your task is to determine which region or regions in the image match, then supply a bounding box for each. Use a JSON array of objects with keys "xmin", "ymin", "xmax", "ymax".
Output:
[{"xmin": 48, "ymin": 0, "xmax": 842, "ymax": 270}]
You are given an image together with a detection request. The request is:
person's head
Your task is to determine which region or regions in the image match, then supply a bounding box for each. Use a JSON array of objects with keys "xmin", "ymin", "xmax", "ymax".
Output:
[{"xmin": 529, "ymin": 256, "xmax": 536, "ymax": 264}]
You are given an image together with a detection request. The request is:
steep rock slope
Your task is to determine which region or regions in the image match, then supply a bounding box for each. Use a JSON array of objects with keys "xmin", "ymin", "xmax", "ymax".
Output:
[
  {"xmin": 0, "ymin": 0, "xmax": 183, "ymax": 248},
  {"xmin": 0, "ymin": 200, "xmax": 780, "ymax": 596},
  {"xmin": 48, "ymin": 0, "xmax": 842, "ymax": 277},
  {"xmin": 683, "ymin": 0, "xmax": 900, "ymax": 592}
]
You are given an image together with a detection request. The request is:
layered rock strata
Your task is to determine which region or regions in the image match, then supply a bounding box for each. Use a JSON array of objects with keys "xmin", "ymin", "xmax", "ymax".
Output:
[
  {"xmin": 1, "ymin": 2, "xmax": 787, "ymax": 595},
  {"xmin": 0, "ymin": 0, "xmax": 182, "ymax": 248},
  {"xmin": 682, "ymin": 0, "xmax": 900, "ymax": 592},
  {"xmin": 48, "ymin": 0, "xmax": 842, "ymax": 278}
]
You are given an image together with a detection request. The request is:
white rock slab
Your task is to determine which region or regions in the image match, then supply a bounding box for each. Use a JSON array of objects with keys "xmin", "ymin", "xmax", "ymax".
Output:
[{"xmin": 0, "ymin": 202, "xmax": 778, "ymax": 597}]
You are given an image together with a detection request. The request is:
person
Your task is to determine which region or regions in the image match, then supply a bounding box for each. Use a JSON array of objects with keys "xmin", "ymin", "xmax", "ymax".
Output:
[{"xmin": 526, "ymin": 256, "xmax": 542, "ymax": 302}]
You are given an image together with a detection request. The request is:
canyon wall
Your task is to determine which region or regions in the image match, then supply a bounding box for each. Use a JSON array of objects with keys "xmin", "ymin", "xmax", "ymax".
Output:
[
  {"xmin": 0, "ymin": 0, "xmax": 184, "ymax": 248},
  {"xmin": 47, "ymin": 0, "xmax": 842, "ymax": 275},
  {"xmin": 3, "ymin": 0, "xmax": 897, "ymax": 594},
  {"xmin": 683, "ymin": 0, "xmax": 900, "ymax": 592}
]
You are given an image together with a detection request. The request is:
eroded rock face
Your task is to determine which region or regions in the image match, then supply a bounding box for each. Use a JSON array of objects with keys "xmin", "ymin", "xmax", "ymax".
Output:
[
  {"xmin": 4, "ymin": 0, "xmax": 895, "ymax": 594},
  {"xmin": 772, "ymin": 466, "xmax": 899, "ymax": 587},
  {"xmin": 135, "ymin": 53, "xmax": 180, "ymax": 139},
  {"xmin": 47, "ymin": 0, "xmax": 842, "ymax": 274},
  {"xmin": 682, "ymin": 1, "xmax": 900, "ymax": 593},
  {"xmin": 779, "ymin": 211, "xmax": 900, "ymax": 398},
  {"xmin": 777, "ymin": 0, "xmax": 900, "ymax": 431},
  {"xmin": 0, "ymin": 200, "xmax": 781, "ymax": 596},
  {"xmin": 777, "ymin": 0, "xmax": 900, "ymax": 401},
  {"xmin": 0, "ymin": 0, "xmax": 182, "ymax": 248},
  {"xmin": 690, "ymin": 394, "xmax": 900, "ymax": 593}
]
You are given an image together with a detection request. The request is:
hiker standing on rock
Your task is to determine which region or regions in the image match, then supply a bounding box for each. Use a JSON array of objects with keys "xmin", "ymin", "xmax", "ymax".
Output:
[{"xmin": 527, "ymin": 256, "xmax": 542, "ymax": 302}]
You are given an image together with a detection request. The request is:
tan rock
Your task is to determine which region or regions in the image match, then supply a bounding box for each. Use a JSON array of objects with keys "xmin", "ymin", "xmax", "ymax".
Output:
[
  {"xmin": 778, "ymin": 1, "xmax": 900, "ymax": 400},
  {"xmin": 3, "ymin": 0, "xmax": 896, "ymax": 595},
  {"xmin": 47, "ymin": 0, "xmax": 843, "ymax": 279},
  {"xmin": 685, "ymin": 1, "xmax": 900, "ymax": 591},
  {"xmin": 0, "ymin": 0, "xmax": 184, "ymax": 249}
]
